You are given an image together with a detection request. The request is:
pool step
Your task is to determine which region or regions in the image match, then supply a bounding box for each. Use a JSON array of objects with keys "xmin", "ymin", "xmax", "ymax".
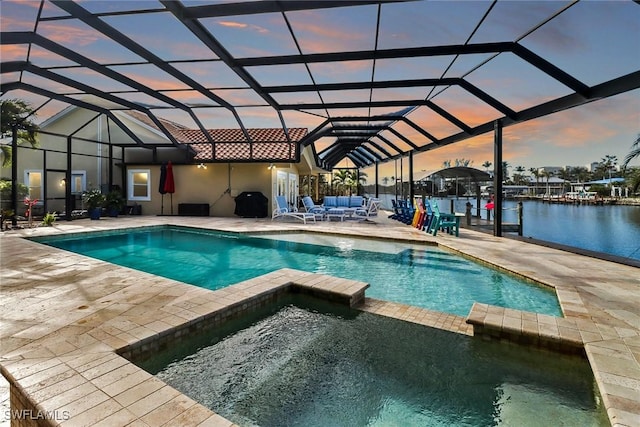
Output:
[{"xmin": 466, "ymin": 302, "xmax": 587, "ymax": 355}]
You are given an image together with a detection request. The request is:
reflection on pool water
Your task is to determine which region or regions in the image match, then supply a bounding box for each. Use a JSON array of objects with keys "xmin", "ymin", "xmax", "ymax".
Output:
[
  {"xmin": 32, "ymin": 226, "xmax": 561, "ymax": 317},
  {"xmin": 132, "ymin": 296, "xmax": 607, "ymax": 427}
]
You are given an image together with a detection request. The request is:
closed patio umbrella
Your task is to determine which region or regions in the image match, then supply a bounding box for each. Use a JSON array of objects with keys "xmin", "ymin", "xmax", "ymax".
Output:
[
  {"xmin": 159, "ymin": 162, "xmax": 167, "ymax": 215},
  {"xmin": 164, "ymin": 161, "xmax": 175, "ymax": 215}
]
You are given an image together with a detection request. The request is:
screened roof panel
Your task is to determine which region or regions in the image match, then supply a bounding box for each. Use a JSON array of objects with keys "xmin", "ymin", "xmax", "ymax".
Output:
[
  {"xmin": 1, "ymin": 73, "xmax": 20, "ymax": 84},
  {"xmin": 378, "ymin": 1, "xmax": 490, "ymax": 50},
  {"xmin": 430, "ymin": 86, "xmax": 503, "ymax": 128},
  {"xmin": 371, "ymin": 87, "xmax": 436, "ymax": 103},
  {"xmin": 54, "ymin": 67, "xmax": 137, "ymax": 93},
  {"xmin": 28, "ymin": 45, "xmax": 81, "ymax": 68},
  {"xmin": 280, "ymin": 110, "xmax": 326, "ymax": 130},
  {"xmin": 21, "ymin": 73, "xmax": 83, "ymax": 96},
  {"xmin": 374, "ymin": 56, "xmax": 457, "ymax": 81},
  {"xmin": 199, "ymin": 13, "xmax": 299, "ymax": 58},
  {"xmin": 1, "ymin": 44, "xmax": 29, "ymax": 62},
  {"xmin": 270, "ymin": 91, "xmax": 323, "ymax": 106},
  {"xmin": 106, "ymin": 91, "xmax": 173, "ymax": 110},
  {"xmin": 469, "ymin": 1, "xmax": 572, "ymax": 44},
  {"xmin": 441, "ymin": 53, "xmax": 499, "ymax": 79},
  {"xmin": 406, "ymin": 106, "xmax": 464, "ymax": 140},
  {"xmin": 0, "ymin": 1, "xmax": 39, "ymax": 31},
  {"xmin": 245, "ymin": 64, "xmax": 313, "ymax": 86},
  {"xmin": 191, "ymin": 106, "xmax": 239, "ymax": 129},
  {"xmin": 157, "ymin": 90, "xmax": 219, "ymax": 107},
  {"xmin": 2, "ymin": 0, "xmax": 638, "ymax": 170},
  {"xmin": 210, "ymin": 88, "xmax": 270, "ymax": 106},
  {"xmin": 35, "ymin": 20, "xmax": 146, "ymax": 64},
  {"xmin": 102, "ymin": 12, "xmax": 218, "ymax": 62},
  {"xmin": 465, "ymin": 53, "xmax": 573, "ymax": 112},
  {"xmin": 171, "ymin": 61, "xmax": 249, "ymax": 88},
  {"xmin": 107, "ymin": 64, "xmax": 192, "ymax": 91},
  {"xmin": 235, "ymin": 106, "xmax": 284, "ymax": 128},
  {"xmin": 287, "ymin": 5, "xmax": 378, "ymax": 54},
  {"xmin": 308, "ymin": 60, "xmax": 374, "ymax": 85},
  {"xmin": 80, "ymin": 0, "xmax": 164, "ymax": 14},
  {"xmin": 519, "ymin": 1, "xmax": 640, "ymax": 86},
  {"xmin": 320, "ymin": 89, "xmax": 372, "ymax": 105}
]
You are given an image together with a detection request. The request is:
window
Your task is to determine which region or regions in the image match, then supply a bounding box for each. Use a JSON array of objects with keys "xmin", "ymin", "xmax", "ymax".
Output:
[
  {"xmin": 24, "ymin": 170, "xmax": 42, "ymax": 201},
  {"xmin": 70, "ymin": 171, "xmax": 86, "ymax": 194},
  {"xmin": 128, "ymin": 169, "xmax": 150, "ymax": 201}
]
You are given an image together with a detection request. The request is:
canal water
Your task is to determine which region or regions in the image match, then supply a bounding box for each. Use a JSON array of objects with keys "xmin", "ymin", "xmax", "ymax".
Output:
[{"xmin": 374, "ymin": 194, "xmax": 640, "ymax": 262}]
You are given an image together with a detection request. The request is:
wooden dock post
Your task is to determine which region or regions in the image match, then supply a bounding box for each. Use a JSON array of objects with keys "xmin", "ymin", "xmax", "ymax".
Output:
[{"xmin": 517, "ymin": 201, "xmax": 523, "ymax": 236}]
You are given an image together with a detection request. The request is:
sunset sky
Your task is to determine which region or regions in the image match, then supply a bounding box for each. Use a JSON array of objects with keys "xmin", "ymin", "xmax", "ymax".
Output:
[{"xmin": 1, "ymin": 0, "xmax": 639, "ymax": 180}]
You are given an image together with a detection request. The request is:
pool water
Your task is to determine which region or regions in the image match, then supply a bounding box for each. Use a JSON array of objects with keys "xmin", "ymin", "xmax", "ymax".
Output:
[
  {"xmin": 33, "ymin": 226, "xmax": 561, "ymax": 317},
  {"xmin": 133, "ymin": 296, "xmax": 607, "ymax": 426}
]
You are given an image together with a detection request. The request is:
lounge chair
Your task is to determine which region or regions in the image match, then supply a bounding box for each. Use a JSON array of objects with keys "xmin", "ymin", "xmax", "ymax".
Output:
[
  {"xmin": 272, "ymin": 196, "xmax": 316, "ymax": 224},
  {"xmin": 301, "ymin": 196, "xmax": 325, "ymax": 220},
  {"xmin": 355, "ymin": 198, "xmax": 380, "ymax": 219}
]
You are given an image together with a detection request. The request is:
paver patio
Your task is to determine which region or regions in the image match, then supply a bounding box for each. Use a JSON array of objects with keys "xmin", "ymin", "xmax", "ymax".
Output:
[{"xmin": 1, "ymin": 214, "xmax": 638, "ymax": 426}]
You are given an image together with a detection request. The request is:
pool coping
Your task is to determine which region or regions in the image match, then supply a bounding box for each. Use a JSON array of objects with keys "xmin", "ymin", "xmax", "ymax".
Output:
[{"xmin": 1, "ymin": 216, "xmax": 639, "ymax": 426}]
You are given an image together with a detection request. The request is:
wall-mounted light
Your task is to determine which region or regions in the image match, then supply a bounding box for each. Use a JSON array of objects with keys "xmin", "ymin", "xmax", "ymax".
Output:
[
  {"xmin": 59, "ymin": 178, "xmax": 66, "ymax": 187},
  {"xmin": 267, "ymin": 163, "xmax": 275, "ymax": 170},
  {"xmin": 197, "ymin": 163, "xmax": 207, "ymax": 169}
]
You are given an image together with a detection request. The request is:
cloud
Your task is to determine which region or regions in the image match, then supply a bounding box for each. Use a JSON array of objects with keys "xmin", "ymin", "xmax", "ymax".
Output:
[
  {"xmin": 216, "ymin": 20, "xmax": 269, "ymax": 34},
  {"xmin": 0, "ymin": 44, "xmax": 29, "ymax": 61},
  {"xmin": 37, "ymin": 22, "xmax": 106, "ymax": 46}
]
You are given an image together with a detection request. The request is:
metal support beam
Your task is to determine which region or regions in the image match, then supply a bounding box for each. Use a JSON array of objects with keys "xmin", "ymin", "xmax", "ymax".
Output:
[
  {"xmin": 10, "ymin": 125, "xmax": 18, "ymax": 227},
  {"xmin": 375, "ymin": 161, "xmax": 379, "ymax": 198},
  {"xmin": 65, "ymin": 136, "xmax": 72, "ymax": 221},
  {"xmin": 409, "ymin": 151, "xmax": 414, "ymax": 202},
  {"xmin": 493, "ymin": 120, "xmax": 503, "ymax": 237}
]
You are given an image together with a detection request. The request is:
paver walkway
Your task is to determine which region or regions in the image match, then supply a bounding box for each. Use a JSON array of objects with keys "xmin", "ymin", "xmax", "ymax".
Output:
[{"xmin": 1, "ymin": 214, "xmax": 638, "ymax": 426}]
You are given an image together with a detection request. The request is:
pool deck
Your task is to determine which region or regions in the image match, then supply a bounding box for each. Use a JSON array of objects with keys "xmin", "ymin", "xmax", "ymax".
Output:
[{"xmin": 0, "ymin": 214, "xmax": 638, "ymax": 427}]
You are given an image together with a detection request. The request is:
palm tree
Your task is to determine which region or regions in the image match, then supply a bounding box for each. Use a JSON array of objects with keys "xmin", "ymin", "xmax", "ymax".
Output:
[
  {"xmin": 1, "ymin": 99, "xmax": 40, "ymax": 166},
  {"xmin": 502, "ymin": 161, "xmax": 510, "ymax": 181},
  {"xmin": 332, "ymin": 170, "xmax": 353, "ymax": 195},
  {"xmin": 626, "ymin": 167, "xmax": 640, "ymax": 194},
  {"xmin": 529, "ymin": 168, "xmax": 540, "ymax": 195},
  {"xmin": 622, "ymin": 133, "xmax": 640, "ymax": 170},
  {"xmin": 570, "ymin": 166, "xmax": 591, "ymax": 184},
  {"xmin": 346, "ymin": 170, "xmax": 367, "ymax": 195},
  {"xmin": 541, "ymin": 170, "xmax": 554, "ymax": 196},
  {"xmin": 556, "ymin": 168, "xmax": 571, "ymax": 194},
  {"xmin": 442, "ymin": 160, "xmax": 451, "ymax": 168},
  {"xmin": 599, "ymin": 155, "xmax": 618, "ymax": 181},
  {"xmin": 382, "ymin": 176, "xmax": 390, "ymax": 186},
  {"xmin": 482, "ymin": 161, "xmax": 492, "ymax": 172},
  {"xmin": 454, "ymin": 158, "xmax": 473, "ymax": 167}
]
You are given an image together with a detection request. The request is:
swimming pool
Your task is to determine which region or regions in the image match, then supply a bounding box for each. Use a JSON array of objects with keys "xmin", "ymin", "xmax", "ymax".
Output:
[
  {"xmin": 132, "ymin": 295, "xmax": 607, "ymax": 426},
  {"xmin": 32, "ymin": 226, "xmax": 561, "ymax": 317}
]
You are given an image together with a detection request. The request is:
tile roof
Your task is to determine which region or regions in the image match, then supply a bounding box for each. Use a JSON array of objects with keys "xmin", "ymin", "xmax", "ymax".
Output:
[{"xmin": 124, "ymin": 110, "xmax": 306, "ymax": 161}]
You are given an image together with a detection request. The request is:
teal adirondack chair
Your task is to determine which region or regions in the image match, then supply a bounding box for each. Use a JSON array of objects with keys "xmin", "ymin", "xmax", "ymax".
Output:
[{"xmin": 429, "ymin": 201, "xmax": 461, "ymax": 237}]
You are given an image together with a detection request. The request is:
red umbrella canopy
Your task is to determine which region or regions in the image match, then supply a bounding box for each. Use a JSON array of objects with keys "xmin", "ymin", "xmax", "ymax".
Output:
[{"xmin": 163, "ymin": 161, "xmax": 175, "ymax": 194}]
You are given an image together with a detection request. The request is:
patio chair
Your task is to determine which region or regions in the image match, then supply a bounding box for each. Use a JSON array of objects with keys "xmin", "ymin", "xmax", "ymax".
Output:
[
  {"xmin": 355, "ymin": 198, "xmax": 380, "ymax": 219},
  {"xmin": 301, "ymin": 196, "xmax": 325, "ymax": 220},
  {"xmin": 272, "ymin": 196, "xmax": 316, "ymax": 224},
  {"xmin": 428, "ymin": 201, "xmax": 460, "ymax": 237}
]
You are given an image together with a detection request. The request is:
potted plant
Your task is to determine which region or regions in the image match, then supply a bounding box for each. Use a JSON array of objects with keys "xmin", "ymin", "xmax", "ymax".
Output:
[
  {"xmin": 105, "ymin": 190, "xmax": 125, "ymax": 217},
  {"xmin": 82, "ymin": 188, "xmax": 105, "ymax": 220}
]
